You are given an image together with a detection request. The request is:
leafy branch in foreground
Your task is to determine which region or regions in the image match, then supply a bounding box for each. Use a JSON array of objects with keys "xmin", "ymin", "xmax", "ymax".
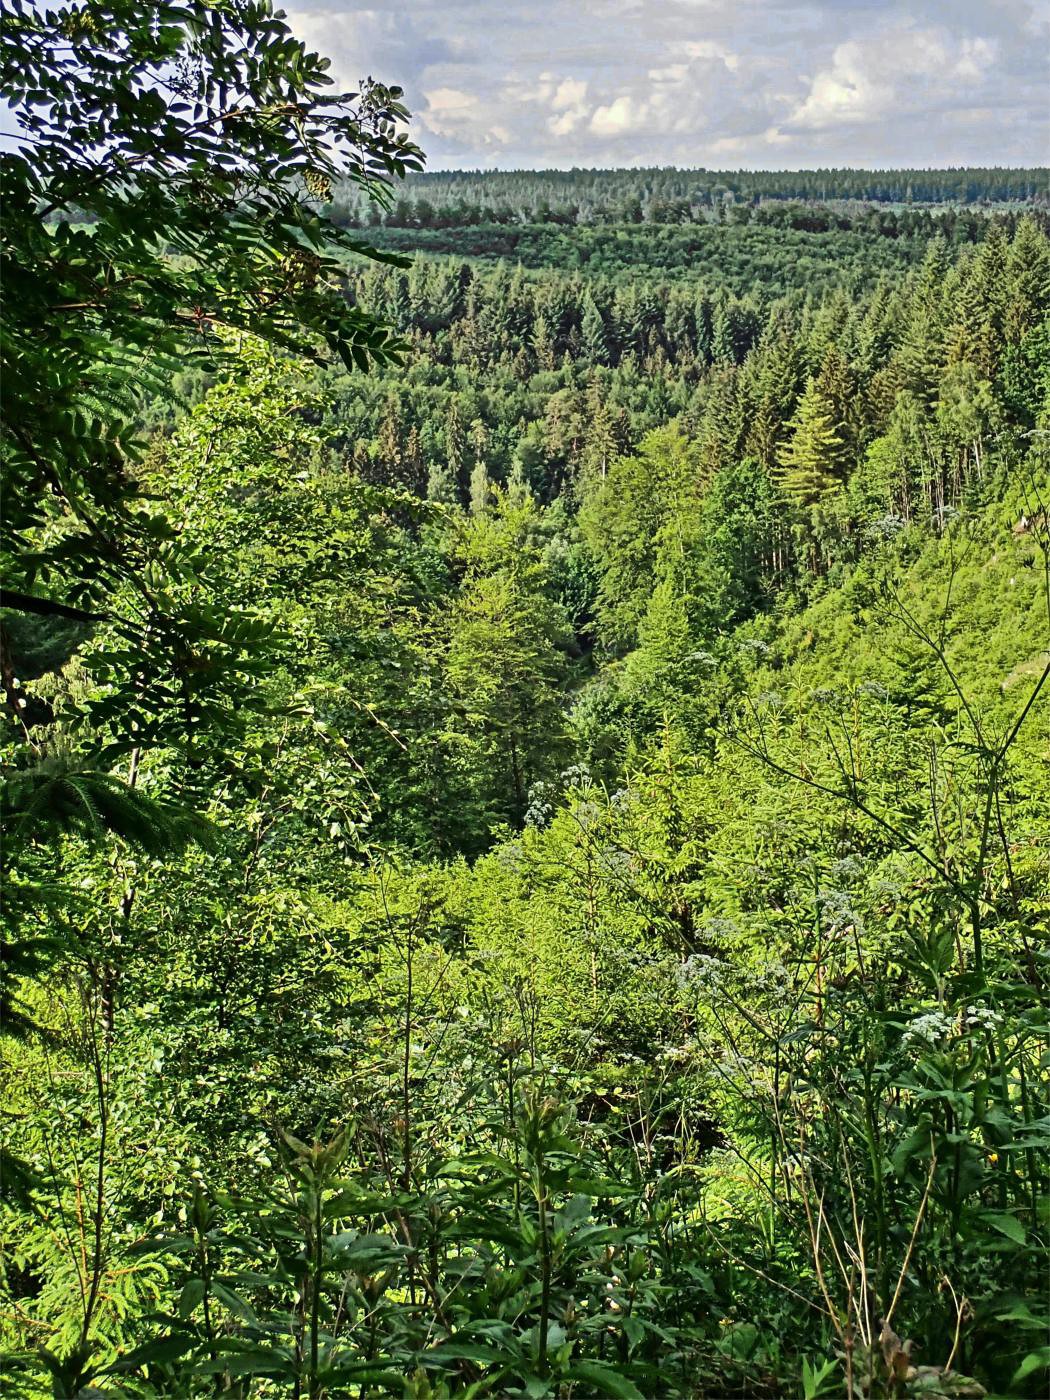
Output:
[{"xmin": 1, "ymin": 0, "xmax": 425, "ymax": 850}]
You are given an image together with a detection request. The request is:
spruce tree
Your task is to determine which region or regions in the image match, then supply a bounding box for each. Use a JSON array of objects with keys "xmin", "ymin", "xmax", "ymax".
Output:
[
  {"xmin": 1005, "ymin": 215, "xmax": 1050, "ymax": 342},
  {"xmin": 375, "ymin": 393, "xmax": 404, "ymax": 485},
  {"xmin": 445, "ymin": 396, "xmax": 465, "ymax": 486},
  {"xmin": 580, "ymin": 295, "xmax": 608, "ymax": 365},
  {"xmin": 469, "ymin": 458, "xmax": 491, "ymax": 515},
  {"xmin": 427, "ymin": 460, "xmax": 461, "ymax": 507},
  {"xmin": 532, "ymin": 313, "xmax": 557, "ymax": 371},
  {"xmin": 777, "ymin": 375, "xmax": 848, "ymax": 509},
  {"xmin": 694, "ymin": 292, "xmax": 714, "ymax": 365},
  {"xmin": 580, "ymin": 376, "xmax": 618, "ymax": 484},
  {"xmin": 404, "ymin": 425, "xmax": 426, "ymax": 496}
]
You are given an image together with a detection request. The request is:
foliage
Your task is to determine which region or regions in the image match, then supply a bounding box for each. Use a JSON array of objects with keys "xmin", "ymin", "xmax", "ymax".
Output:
[
  {"xmin": 1, "ymin": 0, "xmax": 423, "ymax": 851},
  {"xmin": 2, "ymin": 19, "xmax": 1049, "ymax": 1396}
]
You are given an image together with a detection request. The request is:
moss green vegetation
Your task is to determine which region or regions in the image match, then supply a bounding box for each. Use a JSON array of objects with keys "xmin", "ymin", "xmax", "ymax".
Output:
[{"xmin": 2, "ymin": 11, "xmax": 1049, "ymax": 1397}]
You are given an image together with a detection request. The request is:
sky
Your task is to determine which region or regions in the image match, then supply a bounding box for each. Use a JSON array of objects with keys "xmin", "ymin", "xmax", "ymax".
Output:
[{"xmin": 284, "ymin": 0, "xmax": 1050, "ymax": 170}]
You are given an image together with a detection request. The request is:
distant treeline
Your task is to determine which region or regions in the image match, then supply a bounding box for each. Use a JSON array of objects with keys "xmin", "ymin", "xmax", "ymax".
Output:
[
  {"xmin": 327, "ymin": 165, "xmax": 1049, "ymax": 231},
  {"xmin": 338, "ymin": 210, "xmax": 1047, "ymax": 282}
]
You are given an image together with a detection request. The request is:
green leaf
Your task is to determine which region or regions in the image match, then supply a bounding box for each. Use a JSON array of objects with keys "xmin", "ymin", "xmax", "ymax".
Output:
[
  {"xmin": 177, "ymin": 1277, "xmax": 205, "ymax": 1318},
  {"xmin": 984, "ymin": 1212, "xmax": 1026, "ymax": 1245},
  {"xmin": 562, "ymin": 1362, "xmax": 646, "ymax": 1399},
  {"xmin": 1013, "ymin": 1347, "xmax": 1050, "ymax": 1384}
]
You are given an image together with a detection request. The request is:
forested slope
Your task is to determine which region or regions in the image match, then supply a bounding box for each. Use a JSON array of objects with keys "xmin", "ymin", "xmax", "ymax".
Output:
[{"xmin": 2, "ymin": 20, "xmax": 1049, "ymax": 1392}]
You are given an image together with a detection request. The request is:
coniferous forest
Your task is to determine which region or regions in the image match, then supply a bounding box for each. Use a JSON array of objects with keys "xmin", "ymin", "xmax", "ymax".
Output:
[{"xmin": 2, "ymin": 6, "xmax": 1049, "ymax": 1399}]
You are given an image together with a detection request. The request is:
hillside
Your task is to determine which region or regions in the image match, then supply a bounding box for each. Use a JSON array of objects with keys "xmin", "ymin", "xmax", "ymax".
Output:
[{"xmin": 2, "ymin": 16, "xmax": 1049, "ymax": 1395}]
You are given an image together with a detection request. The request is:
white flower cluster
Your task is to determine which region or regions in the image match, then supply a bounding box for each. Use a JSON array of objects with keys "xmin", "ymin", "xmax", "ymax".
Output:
[
  {"xmin": 830, "ymin": 854, "xmax": 865, "ymax": 885},
  {"xmin": 859, "ymin": 680, "xmax": 890, "ymax": 701},
  {"xmin": 812, "ymin": 686, "xmax": 846, "ymax": 711},
  {"xmin": 701, "ymin": 916, "xmax": 743, "ymax": 944},
  {"xmin": 685, "ymin": 649, "xmax": 718, "ymax": 671},
  {"xmin": 964, "ymin": 1003, "xmax": 1003, "ymax": 1031},
  {"xmin": 820, "ymin": 888, "xmax": 864, "ymax": 936},
  {"xmin": 753, "ymin": 961, "xmax": 792, "ymax": 1004},
  {"xmin": 677, "ymin": 954, "xmax": 729, "ymax": 991},
  {"xmin": 524, "ymin": 782, "xmax": 555, "ymax": 828},
  {"xmin": 559, "ymin": 763, "xmax": 592, "ymax": 789},
  {"xmin": 902, "ymin": 1011, "xmax": 954, "ymax": 1048},
  {"xmin": 866, "ymin": 513, "xmax": 905, "ymax": 540}
]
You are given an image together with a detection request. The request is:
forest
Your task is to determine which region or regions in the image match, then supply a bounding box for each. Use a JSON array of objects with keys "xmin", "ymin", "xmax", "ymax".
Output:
[
  {"xmin": 329, "ymin": 166, "xmax": 1050, "ymax": 231},
  {"xmin": 1, "ymin": 5, "xmax": 1049, "ymax": 1399}
]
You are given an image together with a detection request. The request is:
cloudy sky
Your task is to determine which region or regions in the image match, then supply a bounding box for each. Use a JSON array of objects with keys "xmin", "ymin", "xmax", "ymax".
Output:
[{"xmin": 285, "ymin": 0, "xmax": 1050, "ymax": 170}]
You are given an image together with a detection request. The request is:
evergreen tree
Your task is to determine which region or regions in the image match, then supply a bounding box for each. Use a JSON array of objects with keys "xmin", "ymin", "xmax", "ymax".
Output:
[
  {"xmin": 469, "ymin": 458, "xmax": 492, "ymax": 515},
  {"xmin": 446, "ymin": 496, "xmax": 572, "ymax": 827},
  {"xmin": 580, "ymin": 294, "xmax": 608, "ymax": 364},
  {"xmin": 814, "ymin": 344, "xmax": 862, "ymax": 463},
  {"xmin": 532, "ymin": 312, "xmax": 557, "ymax": 371},
  {"xmin": 1005, "ymin": 215, "xmax": 1050, "ymax": 342},
  {"xmin": 427, "ymin": 459, "xmax": 461, "ymax": 506},
  {"xmin": 580, "ymin": 376, "xmax": 619, "ymax": 485},
  {"xmin": 711, "ymin": 294, "xmax": 737, "ymax": 365},
  {"xmin": 694, "ymin": 292, "xmax": 714, "ymax": 365},
  {"xmin": 375, "ymin": 393, "xmax": 404, "ymax": 485},
  {"xmin": 777, "ymin": 375, "xmax": 849, "ymax": 509},
  {"xmin": 445, "ymin": 396, "xmax": 466, "ymax": 485},
  {"xmin": 404, "ymin": 424, "xmax": 426, "ymax": 496}
]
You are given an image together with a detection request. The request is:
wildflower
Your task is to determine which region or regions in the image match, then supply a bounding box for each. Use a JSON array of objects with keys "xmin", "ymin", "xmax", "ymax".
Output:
[
  {"xmin": 859, "ymin": 680, "xmax": 889, "ymax": 701},
  {"xmin": 812, "ymin": 686, "xmax": 845, "ymax": 711},
  {"xmin": 902, "ymin": 1011, "xmax": 954, "ymax": 1048},
  {"xmin": 830, "ymin": 854, "xmax": 864, "ymax": 884},
  {"xmin": 820, "ymin": 888, "xmax": 864, "ymax": 936},
  {"xmin": 964, "ymin": 1003, "xmax": 1003, "ymax": 1031}
]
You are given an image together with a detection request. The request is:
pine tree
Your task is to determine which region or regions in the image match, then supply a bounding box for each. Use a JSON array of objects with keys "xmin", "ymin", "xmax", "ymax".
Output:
[
  {"xmin": 805, "ymin": 289, "xmax": 852, "ymax": 371},
  {"xmin": 694, "ymin": 369, "xmax": 745, "ymax": 483},
  {"xmin": 612, "ymin": 285, "xmax": 642, "ymax": 359},
  {"xmin": 580, "ymin": 376, "xmax": 618, "ymax": 485},
  {"xmin": 894, "ymin": 306, "xmax": 945, "ymax": 409},
  {"xmin": 506, "ymin": 458, "xmax": 533, "ymax": 508},
  {"xmin": 404, "ymin": 425, "xmax": 425, "ymax": 496},
  {"xmin": 1005, "ymin": 215, "xmax": 1050, "ymax": 344},
  {"xmin": 694, "ymin": 292, "xmax": 714, "ymax": 365},
  {"xmin": 815, "ymin": 344, "xmax": 861, "ymax": 463},
  {"xmin": 857, "ymin": 279, "xmax": 902, "ymax": 382},
  {"xmin": 446, "ymin": 498, "xmax": 571, "ymax": 825},
  {"xmin": 711, "ymin": 294, "xmax": 736, "ymax": 365},
  {"xmin": 387, "ymin": 272, "xmax": 410, "ymax": 331},
  {"xmin": 944, "ymin": 252, "xmax": 985, "ymax": 369},
  {"xmin": 746, "ymin": 321, "xmax": 803, "ymax": 469},
  {"xmin": 469, "ymin": 419, "xmax": 489, "ymax": 469}
]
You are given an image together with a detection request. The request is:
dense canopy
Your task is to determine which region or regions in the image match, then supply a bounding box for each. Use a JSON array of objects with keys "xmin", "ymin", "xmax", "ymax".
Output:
[{"xmin": 1, "ymin": 10, "xmax": 1049, "ymax": 1400}]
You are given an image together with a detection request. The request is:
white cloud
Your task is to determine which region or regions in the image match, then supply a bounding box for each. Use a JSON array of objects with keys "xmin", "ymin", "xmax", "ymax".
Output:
[
  {"xmin": 590, "ymin": 94, "xmax": 647, "ymax": 138},
  {"xmin": 787, "ymin": 26, "xmax": 998, "ymax": 131},
  {"xmin": 551, "ymin": 78, "xmax": 588, "ymax": 111},
  {"xmin": 547, "ymin": 77, "xmax": 590, "ymax": 136},
  {"xmin": 281, "ymin": 1, "xmax": 1050, "ymax": 168},
  {"xmin": 683, "ymin": 40, "xmax": 740, "ymax": 72}
]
